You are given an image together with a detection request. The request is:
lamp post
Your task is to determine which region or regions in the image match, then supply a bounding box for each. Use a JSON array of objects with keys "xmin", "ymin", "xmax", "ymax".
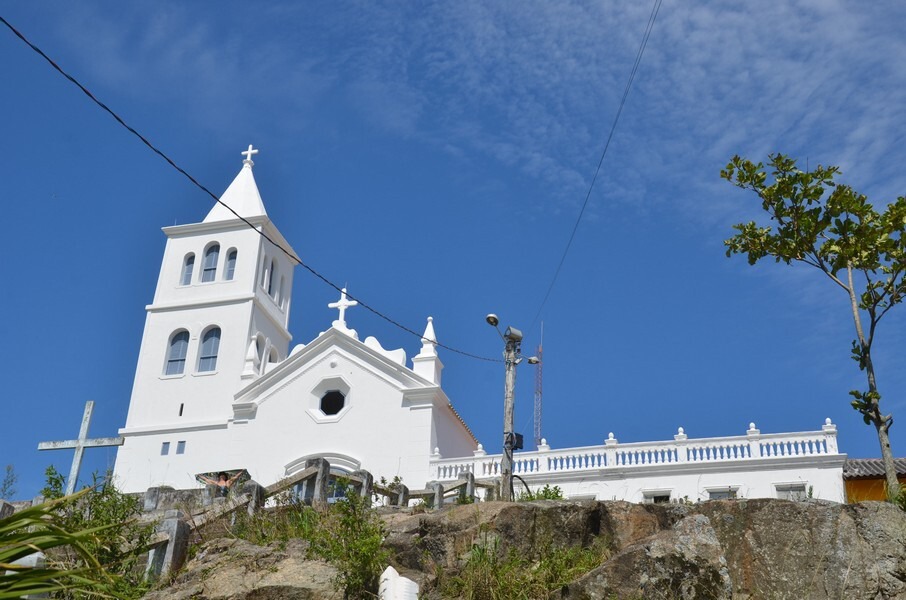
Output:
[{"xmin": 486, "ymin": 314, "xmax": 539, "ymax": 501}]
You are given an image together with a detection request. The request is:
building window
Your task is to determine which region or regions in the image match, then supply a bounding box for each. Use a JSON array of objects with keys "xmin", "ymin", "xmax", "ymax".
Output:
[
  {"xmin": 320, "ymin": 390, "xmax": 345, "ymax": 416},
  {"xmin": 198, "ymin": 327, "xmax": 221, "ymax": 372},
  {"xmin": 643, "ymin": 491, "xmax": 672, "ymax": 504},
  {"xmin": 176, "ymin": 441, "xmax": 186, "ymax": 455},
  {"xmin": 708, "ymin": 488, "xmax": 738, "ymax": 500},
  {"xmin": 776, "ymin": 483, "xmax": 807, "ymax": 501},
  {"xmin": 225, "ymin": 249, "xmax": 237, "ymax": 280},
  {"xmin": 267, "ymin": 259, "xmax": 277, "ymax": 296},
  {"xmin": 202, "ymin": 244, "xmax": 220, "ymax": 282},
  {"xmin": 161, "ymin": 442, "xmax": 170, "ymax": 456},
  {"xmin": 165, "ymin": 330, "xmax": 190, "ymax": 375},
  {"xmin": 181, "ymin": 254, "xmax": 195, "ymax": 285},
  {"xmin": 260, "ymin": 256, "xmax": 268, "ymax": 287}
]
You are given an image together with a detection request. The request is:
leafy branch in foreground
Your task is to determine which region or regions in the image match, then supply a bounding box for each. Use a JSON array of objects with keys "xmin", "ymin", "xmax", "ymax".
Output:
[
  {"xmin": 722, "ymin": 153, "xmax": 906, "ymax": 496},
  {"xmin": 40, "ymin": 466, "xmax": 155, "ymax": 599},
  {"xmin": 0, "ymin": 489, "xmax": 116, "ymax": 599}
]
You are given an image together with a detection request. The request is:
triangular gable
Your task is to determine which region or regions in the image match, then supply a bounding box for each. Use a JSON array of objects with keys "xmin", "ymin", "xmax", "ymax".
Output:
[{"xmin": 232, "ymin": 326, "xmax": 440, "ymax": 419}]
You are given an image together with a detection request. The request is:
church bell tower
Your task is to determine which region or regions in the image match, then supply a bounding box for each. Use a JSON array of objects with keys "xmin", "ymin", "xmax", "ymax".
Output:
[{"xmin": 120, "ymin": 146, "xmax": 299, "ymax": 432}]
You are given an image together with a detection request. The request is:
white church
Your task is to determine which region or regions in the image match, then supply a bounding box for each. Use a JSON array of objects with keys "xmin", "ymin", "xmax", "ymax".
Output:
[{"xmin": 113, "ymin": 147, "xmax": 848, "ymax": 504}]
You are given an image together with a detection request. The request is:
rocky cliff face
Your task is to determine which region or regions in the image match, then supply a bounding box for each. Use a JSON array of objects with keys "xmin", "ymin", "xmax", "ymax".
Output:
[{"xmin": 150, "ymin": 499, "xmax": 906, "ymax": 599}]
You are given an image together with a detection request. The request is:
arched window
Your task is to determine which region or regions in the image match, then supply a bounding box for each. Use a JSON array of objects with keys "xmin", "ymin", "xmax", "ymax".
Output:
[
  {"xmin": 260, "ymin": 256, "xmax": 269, "ymax": 287},
  {"xmin": 267, "ymin": 259, "xmax": 277, "ymax": 296},
  {"xmin": 278, "ymin": 277, "xmax": 285, "ymax": 306},
  {"xmin": 225, "ymin": 249, "xmax": 237, "ymax": 281},
  {"xmin": 181, "ymin": 254, "xmax": 195, "ymax": 286},
  {"xmin": 198, "ymin": 327, "xmax": 221, "ymax": 372},
  {"xmin": 202, "ymin": 244, "xmax": 220, "ymax": 282},
  {"xmin": 165, "ymin": 330, "xmax": 189, "ymax": 375}
]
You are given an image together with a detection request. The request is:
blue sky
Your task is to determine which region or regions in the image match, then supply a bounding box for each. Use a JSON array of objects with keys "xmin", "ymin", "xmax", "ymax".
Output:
[{"xmin": 2, "ymin": 1, "xmax": 905, "ymax": 499}]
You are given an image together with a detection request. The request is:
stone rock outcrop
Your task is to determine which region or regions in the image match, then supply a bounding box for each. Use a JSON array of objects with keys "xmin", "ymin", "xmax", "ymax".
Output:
[
  {"xmin": 383, "ymin": 499, "xmax": 906, "ymax": 599},
  {"xmin": 146, "ymin": 499, "xmax": 906, "ymax": 599},
  {"xmin": 144, "ymin": 538, "xmax": 336, "ymax": 600}
]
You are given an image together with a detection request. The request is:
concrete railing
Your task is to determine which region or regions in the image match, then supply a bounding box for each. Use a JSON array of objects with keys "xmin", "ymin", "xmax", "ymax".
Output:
[{"xmin": 431, "ymin": 420, "xmax": 840, "ymax": 482}]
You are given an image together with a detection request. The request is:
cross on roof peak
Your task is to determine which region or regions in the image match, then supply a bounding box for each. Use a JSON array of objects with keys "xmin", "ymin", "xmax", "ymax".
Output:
[
  {"xmin": 241, "ymin": 144, "xmax": 259, "ymax": 168},
  {"xmin": 328, "ymin": 287, "xmax": 358, "ymax": 329}
]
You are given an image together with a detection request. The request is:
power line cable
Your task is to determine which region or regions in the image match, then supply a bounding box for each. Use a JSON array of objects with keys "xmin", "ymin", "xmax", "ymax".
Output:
[
  {"xmin": 0, "ymin": 14, "xmax": 500, "ymax": 363},
  {"xmin": 528, "ymin": 0, "xmax": 663, "ymax": 335}
]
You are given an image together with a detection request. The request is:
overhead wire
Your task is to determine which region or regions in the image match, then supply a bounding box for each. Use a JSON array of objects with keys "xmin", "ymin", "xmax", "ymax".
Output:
[
  {"xmin": 527, "ymin": 0, "xmax": 663, "ymax": 335},
  {"xmin": 0, "ymin": 14, "xmax": 501, "ymax": 363}
]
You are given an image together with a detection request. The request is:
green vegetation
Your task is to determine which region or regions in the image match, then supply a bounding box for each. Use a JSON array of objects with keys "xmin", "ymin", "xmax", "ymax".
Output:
[
  {"xmin": 0, "ymin": 490, "xmax": 117, "ymax": 599},
  {"xmin": 892, "ymin": 485, "xmax": 906, "ymax": 512},
  {"xmin": 230, "ymin": 499, "xmax": 319, "ymax": 547},
  {"xmin": 518, "ymin": 484, "xmax": 564, "ymax": 501},
  {"xmin": 439, "ymin": 534, "xmax": 610, "ymax": 600},
  {"xmin": 723, "ymin": 154, "xmax": 906, "ymax": 496},
  {"xmin": 0, "ymin": 465, "xmax": 16, "ymax": 501},
  {"xmin": 233, "ymin": 480, "xmax": 388, "ymax": 599},
  {"xmin": 40, "ymin": 466, "xmax": 155, "ymax": 599},
  {"xmin": 309, "ymin": 484, "xmax": 388, "ymax": 598}
]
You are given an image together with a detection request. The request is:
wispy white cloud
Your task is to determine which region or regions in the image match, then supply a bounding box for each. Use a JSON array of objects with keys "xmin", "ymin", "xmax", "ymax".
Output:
[{"xmin": 43, "ymin": 0, "xmax": 906, "ymax": 218}]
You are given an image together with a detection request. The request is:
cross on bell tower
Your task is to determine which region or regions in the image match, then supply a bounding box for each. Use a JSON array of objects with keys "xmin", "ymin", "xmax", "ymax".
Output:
[{"xmin": 241, "ymin": 144, "xmax": 259, "ymax": 167}]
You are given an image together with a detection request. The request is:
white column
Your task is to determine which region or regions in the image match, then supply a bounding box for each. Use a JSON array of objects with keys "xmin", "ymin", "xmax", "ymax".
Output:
[
  {"xmin": 747, "ymin": 422, "xmax": 761, "ymax": 458},
  {"xmin": 822, "ymin": 418, "xmax": 838, "ymax": 453}
]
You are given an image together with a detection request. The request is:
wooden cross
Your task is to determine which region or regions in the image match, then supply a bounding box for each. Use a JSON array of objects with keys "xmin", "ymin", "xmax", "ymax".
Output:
[
  {"xmin": 37, "ymin": 401, "xmax": 124, "ymax": 495},
  {"xmin": 241, "ymin": 144, "xmax": 259, "ymax": 165},
  {"xmin": 328, "ymin": 287, "xmax": 358, "ymax": 328}
]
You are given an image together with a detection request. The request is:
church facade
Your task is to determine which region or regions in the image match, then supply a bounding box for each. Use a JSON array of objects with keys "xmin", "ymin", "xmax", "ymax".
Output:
[
  {"xmin": 113, "ymin": 149, "xmax": 476, "ymax": 493},
  {"xmin": 114, "ymin": 148, "xmax": 847, "ymax": 503}
]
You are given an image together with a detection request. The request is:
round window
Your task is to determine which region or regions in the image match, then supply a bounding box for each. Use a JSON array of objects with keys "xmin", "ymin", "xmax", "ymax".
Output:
[{"xmin": 320, "ymin": 390, "xmax": 345, "ymax": 415}]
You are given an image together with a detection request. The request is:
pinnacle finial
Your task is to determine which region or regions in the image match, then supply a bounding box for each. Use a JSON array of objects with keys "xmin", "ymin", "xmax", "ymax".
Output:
[{"xmin": 241, "ymin": 144, "xmax": 259, "ymax": 167}]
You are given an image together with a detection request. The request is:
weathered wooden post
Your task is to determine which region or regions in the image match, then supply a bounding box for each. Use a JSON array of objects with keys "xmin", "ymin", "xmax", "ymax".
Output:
[
  {"xmin": 394, "ymin": 484, "xmax": 410, "ymax": 507},
  {"xmin": 146, "ymin": 509, "xmax": 190, "ymax": 580},
  {"xmin": 458, "ymin": 472, "xmax": 475, "ymax": 503},
  {"xmin": 352, "ymin": 469, "xmax": 374, "ymax": 503},
  {"xmin": 430, "ymin": 482, "xmax": 444, "ymax": 509},
  {"xmin": 239, "ymin": 480, "xmax": 267, "ymax": 515},
  {"xmin": 306, "ymin": 458, "xmax": 331, "ymax": 508}
]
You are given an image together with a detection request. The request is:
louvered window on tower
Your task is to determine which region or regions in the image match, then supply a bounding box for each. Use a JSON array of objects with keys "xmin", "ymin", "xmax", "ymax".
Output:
[
  {"xmin": 202, "ymin": 244, "xmax": 220, "ymax": 282},
  {"xmin": 198, "ymin": 327, "xmax": 221, "ymax": 372},
  {"xmin": 225, "ymin": 249, "xmax": 237, "ymax": 280},
  {"xmin": 165, "ymin": 330, "xmax": 189, "ymax": 375},
  {"xmin": 181, "ymin": 254, "xmax": 195, "ymax": 285},
  {"xmin": 268, "ymin": 259, "xmax": 277, "ymax": 296}
]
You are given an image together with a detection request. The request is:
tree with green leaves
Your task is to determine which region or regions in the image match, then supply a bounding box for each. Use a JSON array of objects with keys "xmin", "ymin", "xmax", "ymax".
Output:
[
  {"xmin": 0, "ymin": 465, "xmax": 16, "ymax": 501},
  {"xmin": 722, "ymin": 153, "xmax": 906, "ymax": 497}
]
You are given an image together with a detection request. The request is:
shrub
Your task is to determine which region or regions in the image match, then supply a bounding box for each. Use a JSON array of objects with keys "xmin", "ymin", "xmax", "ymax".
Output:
[
  {"xmin": 230, "ymin": 499, "xmax": 319, "ymax": 547},
  {"xmin": 0, "ymin": 490, "xmax": 118, "ymax": 598},
  {"xmin": 308, "ymin": 481, "xmax": 389, "ymax": 598},
  {"xmin": 440, "ymin": 532, "xmax": 610, "ymax": 599},
  {"xmin": 40, "ymin": 466, "xmax": 155, "ymax": 599},
  {"xmin": 518, "ymin": 484, "xmax": 564, "ymax": 502},
  {"xmin": 232, "ymin": 479, "xmax": 388, "ymax": 599}
]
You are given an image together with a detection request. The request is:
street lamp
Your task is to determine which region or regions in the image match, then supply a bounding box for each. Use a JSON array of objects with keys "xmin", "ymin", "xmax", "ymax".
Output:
[{"xmin": 486, "ymin": 313, "xmax": 539, "ymax": 501}]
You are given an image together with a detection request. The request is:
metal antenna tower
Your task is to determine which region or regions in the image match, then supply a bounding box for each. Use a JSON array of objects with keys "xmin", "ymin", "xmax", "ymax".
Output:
[{"xmin": 534, "ymin": 323, "xmax": 544, "ymax": 448}]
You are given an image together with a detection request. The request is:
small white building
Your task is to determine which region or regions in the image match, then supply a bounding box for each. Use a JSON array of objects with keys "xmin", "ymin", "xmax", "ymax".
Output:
[{"xmin": 114, "ymin": 149, "xmax": 847, "ymax": 502}]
